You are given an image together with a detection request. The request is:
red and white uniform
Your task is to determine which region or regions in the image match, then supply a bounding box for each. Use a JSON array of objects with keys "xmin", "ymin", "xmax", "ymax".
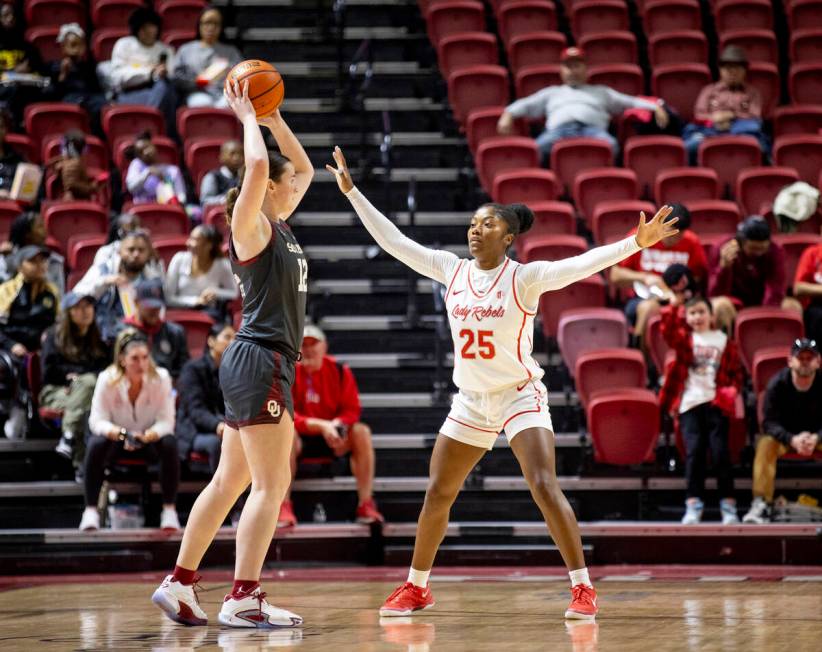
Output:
[{"xmin": 346, "ymin": 188, "xmax": 641, "ymax": 449}]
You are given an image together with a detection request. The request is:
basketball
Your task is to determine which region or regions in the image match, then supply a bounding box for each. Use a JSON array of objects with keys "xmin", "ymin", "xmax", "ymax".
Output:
[{"xmin": 224, "ymin": 59, "xmax": 284, "ymax": 118}]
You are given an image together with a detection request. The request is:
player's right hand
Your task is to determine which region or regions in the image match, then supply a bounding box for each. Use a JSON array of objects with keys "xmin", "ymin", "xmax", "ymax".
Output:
[
  {"xmin": 326, "ymin": 146, "xmax": 354, "ymax": 193},
  {"xmin": 224, "ymin": 79, "xmax": 256, "ymax": 122}
]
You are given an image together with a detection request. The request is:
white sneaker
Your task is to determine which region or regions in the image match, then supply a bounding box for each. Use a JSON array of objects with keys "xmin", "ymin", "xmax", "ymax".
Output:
[
  {"xmin": 4, "ymin": 405, "xmax": 26, "ymax": 439},
  {"xmin": 681, "ymin": 499, "xmax": 703, "ymax": 524},
  {"xmin": 720, "ymin": 499, "xmax": 740, "ymax": 525},
  {"xmin": 161, "ymin": 508, "xmax": 181, "ymax": 531},
  {"xmin": 151, "ymin": 575, "xmax": 208, "ymax": 626},
  {"xmin": 743, "ymin": 497, "xmax": 771, "ymax": 524},
  {"xmin": 218, "ymin": 587, "xmax": 303, "ymax": 628},
  {"xmin": 79, "ymin": 508, "xmax": 100, "ymax": 531}
]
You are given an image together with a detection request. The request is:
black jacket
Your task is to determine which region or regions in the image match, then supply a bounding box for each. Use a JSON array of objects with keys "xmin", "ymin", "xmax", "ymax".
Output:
[
  {"xmin": 176, "ymin": 353, "xmax": 224, "ymax": 457},
  {"xmin": 762, "ymin": 367, "xmax": 822, "ymax": 446},
  {"xmin": 0, "ymin": 277, "xmax": 58, "ymax": 352},
  {"xmin": 40, "ymin": 327, "xmax": 111, "ymax": 387},
  {"xmin": 121, "ymin": 317, "xmax": 189, "ymax": 380}
]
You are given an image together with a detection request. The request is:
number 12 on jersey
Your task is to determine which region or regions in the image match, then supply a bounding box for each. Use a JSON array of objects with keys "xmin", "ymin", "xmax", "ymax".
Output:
[
  {"xmin": 297, "ymin": 258, "xmax": 308, "ymax": 293},
  {"xmin": 459, "ymin": 329, "xmax": 495, "ymax": 359}
]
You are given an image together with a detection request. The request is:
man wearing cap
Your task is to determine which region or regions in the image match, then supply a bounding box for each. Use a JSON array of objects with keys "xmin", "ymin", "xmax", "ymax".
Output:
[
  {"xmin": 683, "ymin": 45, "xmax": 769, "ymax": 164},
  {"xmin": 743, "ymin": 339, "xmax": 822, "ymax": 524},
  {"xmin": 118, "ymin": 277, "xmax": 189, "ymax": 380},
  {"xmin": 277, "ymin": 324, "xmax": 383, "ymax": 527},
  {"xmin": 496, "ymin": 46, "xmax": 669, "ymax": 162},
  {"xmin": 0, "ymin": 245, "xmax": 59, "ymax": 437}
]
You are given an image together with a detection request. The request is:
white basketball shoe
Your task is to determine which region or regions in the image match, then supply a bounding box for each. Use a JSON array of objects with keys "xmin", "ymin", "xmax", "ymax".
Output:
[
  {"xmin": 218, "ymin": 587, "xmax": 303, "ymax": 628},
  {"xmin": 151, "ymin": 575, "xmax": 208, "ymax": 626}
]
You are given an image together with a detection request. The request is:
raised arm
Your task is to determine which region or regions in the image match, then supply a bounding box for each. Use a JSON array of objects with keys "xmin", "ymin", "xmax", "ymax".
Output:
[
  {"xmin": 259, "ymin": 110, "xmax": 314, "ymax": 220},
  {"xmin": 326, "ymin": 147, "xmax": 458, "ymax": 284}
]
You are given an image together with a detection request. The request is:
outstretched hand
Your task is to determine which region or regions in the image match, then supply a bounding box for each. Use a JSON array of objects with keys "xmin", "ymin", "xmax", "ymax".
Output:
[
  {"xmin": 635, "ymin": 205, "xmax": 678, "ymax": 248},
  {"xmin": 325, "ymin": 146, "xmax": 354, "ymax": 194},
  {"xmin": 223, "ymin": 79, "xmax": 256, "ymax": 122}
]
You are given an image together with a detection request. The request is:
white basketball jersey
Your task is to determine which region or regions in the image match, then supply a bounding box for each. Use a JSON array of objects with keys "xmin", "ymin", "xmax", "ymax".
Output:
[{"xmin": 445, "ymin": 258, "xmax": 544, "ymax": 392}]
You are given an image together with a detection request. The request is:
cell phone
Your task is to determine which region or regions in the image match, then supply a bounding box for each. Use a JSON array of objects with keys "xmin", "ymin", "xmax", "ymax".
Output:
[
  {"xmin": 335, "ymin": 424, "xmax": 349, "ymax": 439},
  {"xmin": 125, "ymin": 431, "xmax": 143, "ymax": 449}
]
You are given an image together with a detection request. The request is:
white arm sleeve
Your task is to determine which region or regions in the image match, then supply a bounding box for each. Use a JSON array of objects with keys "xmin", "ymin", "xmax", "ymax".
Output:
[
  {"xmin": 518, "ymin": 235, "xmax": 641, "ymax": 308},
  {"xmin": 345, "ymin": 187, "xmax": 460, "ymax": 284}
]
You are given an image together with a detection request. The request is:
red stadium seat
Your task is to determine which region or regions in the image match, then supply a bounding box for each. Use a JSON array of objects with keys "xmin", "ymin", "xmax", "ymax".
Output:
[
  {"xmin": 67, "ymin": 234, "xmax": 107, "ymax": 272},
  {"xmin": 185, "ymin": 138, "xmax": 223, "ymax": 189},
  {"xmin": 521, "ymin": 233, "xmax": 588, "ymax": 264},
  {"xmin": 788, "ymin": 0, "xmax": 822, "ymax": 31},
  {"xmin": 42, "ymin": 135, "xmax": 109, "ymax": 172},
  {"xmin": 164, "ymin": 310, "xmax": 216, "ymax": 358},
  {"xmin": 685, "ymin": 200, "xmax": 741, "ymax": 237},
  {"xmin": 648, "ymin": 30, "xmax": 708, "ymax": 66},
  {"xmin": 697, "ymin": 135, "xmax": 762, "ymax": 199},
  {"xmin": 747, "ymin": 62, "xmax": 779, "ymax": 118},
  {"xmin": 774, "ymin": 233, "xmax": 822, "ymax": 287},
  {"xmin": 644, "ymin": 313, "xmax": 671, "ymax": 377},
  {"xmin": 549, "ymin": 137, "xmax": 614, "ymax": 194},
  {"xmin": 507, "ymin": 32, "xmax": 566, "ymax": 75},
  {"xmin": 539, "ymin": 274, "xmax": 606, "ymax": 339},
  {"xmin": 735, "ymin": 307, "xmax": 804, "ymax": 373},
  {"xmin": 592, "ymin": 200, "xmax": 655, "ymax": 245},
  {"xmin": 203, "ymin": 203, "xmax": 229, "ymax": 239},
  {"xmin": 773, "ymin": 135, "xmax": 822, "ymax": 185},
  {"xmin": 128, "ymin": 204, "xmax": 190, "ymax": 237},
  {"xmin": 643, "ymin": 0, "xmax": 701, "ymax": 35},
  {"xmin": 25, "ymin": 0, "xmax": 86, "ymax": 28},
  {"xmin": 573, "ymin": 168, "xmax": 639, "ymax": 226},
  {"xmin": 526, "ymin": 201, "xmax": 577, "ymax": 237},
  {"xmin": 24, "ymin": 103, "xmax": 90, "ymax": 149},
  {"xmin": 515, "ymin": 64, "xmax": 561, "ymax": 98},
  {"xmin": 714, "ymin": 0, "xmax": 773, "ymax": 33},
  {"xmin": 557, "ymin": 308, "xmax": 629, "ymax": 374},
  {"xmin": 157, "ymin": 0, "xmax": 208, "ymax": 32},
  {"xmin": 720, "ymin": 29, "xmax": 778, "ymax": 64},
  {"xmin": 578, "ymin": 31, "xmax": 637, "ymax": 65},
  {"xmin": 571, "ymin": 1, "xmax": 629, "ymax": 38},
  {"xmin": 92, "ymin": 0, "xmax": 143, "ymax": 28},
  {"xmin": 102, "ymin": 105, "xmax": 165, "ymax": 144},
  {"xmin": 177, "ymin": 108, "xmax": 241, "ymax": 142},
  {"xmin": 0, "ymin": 201, "xmax": 23, "ymax": 241},
  {"xmin": 153, "ymin": 235, "xmax": 188, "ymax": 268},
  {"xmin": 651, "ymin": 64, "xmax": 711, "ymax": 123},
  {"xmin": 25, "ymin": 27, "xmax": 62, "ymax": 63},
  {"xmin": 43, "ymin": 202, "xmax": 107, "ymax": 254},
  {"xmin": 575, "ymin": 347, "xmax": 646, "ymax": 408},
  {"xmin": 587, "ymin": 388, "xmax": 660, "ymax": 465},
  {"xmin": 465, "ymin": 107, "xmax": 527, "ymax": 153},
  {"xmin": 498, "ymin": 0, "xmax": 557, "ymax": 44},
  {"xmin": 91, "ymin": 28, "xmax": 127, "ymax": 62},
  {"xmin": 447, "ymin": 65, "xmax": 510, "ymax": 125},
  {"xmin": 114, "ymin": 135, "xmax": 180, "ymax": 174},
  {"xmin": 736, "ymin": 167, "xmax": 800, "ymax": 216},
  {"xmin": 5, "ymin": 134, "xmax": 38, "ymax": 164},
  {"xmin": 437, "ymin": 32, "xmax": 498, "ymax": 79},
  {"xmin": 790, "ymin": 29, "xmax": 822, "ymax": 63},
  {"xmin": 475, "ymin": 136, "xmax": 539, "ymax": 191},
  {"xmin": 789, "ymin": 63, "xmax": 822, "ymax": 105},
  {"xmin": 491, "ymin": 169, "xmax": 560, "ymax": 204},
  {"xmin": 426, "ymin": 1, "xmax": 486, "ymax": 46},
  {"xmin": 654, "ymin": 167, "xmax": 719, "ymax": 205},
  {"xmin": 162, "ymin": 29, "xmax": 196, "ymax": 49},
  {"xmin": 587, "ymin": 64, "xmax": 644, "ymax": 97},
  {"xmin": 773, "ymin": 105, "xmax": 822, "ymax": 138},
  {"xmin": 751, "ymin": 346, "xmax": 790, "ymax": 395},
  {"xmin": 623, "ymin": 136, "xmax": 687, "ymax": 200}
]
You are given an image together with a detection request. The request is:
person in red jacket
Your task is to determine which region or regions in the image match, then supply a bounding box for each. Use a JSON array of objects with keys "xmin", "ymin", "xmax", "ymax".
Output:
[
  {"xmin": 793, "ymin": 239, "xmax": 822, "ymax": 345},
  {"xmin": 659, "ymin": 294, "xmax": 745, "ymax": 525},
  {"xmin": 278, "ymin": 324, "xmax": 384, "ymax": 527}
]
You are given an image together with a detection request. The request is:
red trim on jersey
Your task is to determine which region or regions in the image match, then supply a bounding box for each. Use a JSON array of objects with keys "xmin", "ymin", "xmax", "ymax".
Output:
[
  {"xmin": 446, "ymin": 415, "xmax": 500, "ymax": 434},
  {"xmin": 511, "ymin": 265, "xmax": 537, "ymax": 316},
  {"xmin": 515, "ymin": 311, "xmax": 533, "ymax": 391},
  {"xmin": 503, "ymin": 382, "xmax": 543, "ymax": 429},
  {"xmin": 229, "ymin": 220, "xmax": 277, "ymax": 266},
  {"xmin": 445, "ymin": 260, "xmax": 466, "ymax": 298},
  {"xmin": 467, "ymin": 258, "xmax": 510, "ymax": 298}
]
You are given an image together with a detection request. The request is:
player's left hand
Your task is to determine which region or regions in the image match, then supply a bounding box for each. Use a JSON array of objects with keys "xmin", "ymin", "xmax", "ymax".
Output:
[
  {"xmin": 326, "ymin": 146, "xmax": 354, "ymax": 193},
  {"xmin": 635, "ymin": 205, "xmax": 678, "ymax": 248}
]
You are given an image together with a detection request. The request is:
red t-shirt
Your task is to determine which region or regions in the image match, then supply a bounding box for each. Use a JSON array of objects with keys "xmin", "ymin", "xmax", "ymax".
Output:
[
  {"xmin": 291, "ymin": 355, "xmax": 361, "ymax": 436},
  {"xmin": 618, "ymin": 229, "xmax": 708, "ymax": 279},
  {"xmin": 794, "ymin": 243, "xmax": 822, "ymax": 308}
]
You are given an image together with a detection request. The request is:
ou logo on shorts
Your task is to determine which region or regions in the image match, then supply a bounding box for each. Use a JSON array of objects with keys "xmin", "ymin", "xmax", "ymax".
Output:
[{"xmin": 267, "ymin": 400, "xmax": 281, "ymax": 418}]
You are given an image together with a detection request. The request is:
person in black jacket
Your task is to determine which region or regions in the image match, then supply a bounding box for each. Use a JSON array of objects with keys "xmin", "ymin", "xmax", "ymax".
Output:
[
  {"xmin": 176, "ymin": 322, "xmax": 234, "ymax": 473},
  {"xmin": 40, "ymin": 292, "xmax": 111, "ymax": 470},
  {"xmin": 118, "ymin": 278, "xmax": 189, "ymax": 380},
  {"xmin": 743, "ymin": 338, "xmax": 822, "ymax": 524}
]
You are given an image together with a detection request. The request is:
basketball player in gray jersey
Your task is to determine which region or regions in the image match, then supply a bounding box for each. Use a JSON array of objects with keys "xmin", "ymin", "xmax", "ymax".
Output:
[{"xmin": 152, "ymin": 79, "xmax": 313, "ymax": 628}]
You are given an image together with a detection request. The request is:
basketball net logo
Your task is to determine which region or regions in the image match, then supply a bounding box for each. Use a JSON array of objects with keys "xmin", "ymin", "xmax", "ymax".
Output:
[{"xmin": 267, "ymin": 400, "xmax": 281, "ymax": 418}]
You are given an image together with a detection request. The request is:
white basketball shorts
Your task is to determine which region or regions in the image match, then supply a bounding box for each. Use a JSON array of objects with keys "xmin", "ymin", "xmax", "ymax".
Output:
[{"xmin": 439, "ymin": 379, "xmax": 554, "ymax": 450}]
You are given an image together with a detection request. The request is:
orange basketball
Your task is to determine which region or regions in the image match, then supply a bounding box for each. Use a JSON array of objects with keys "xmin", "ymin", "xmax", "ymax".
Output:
[{"xmin": 224, "ymin": 60, "xmax": 284, "ymax": 118}]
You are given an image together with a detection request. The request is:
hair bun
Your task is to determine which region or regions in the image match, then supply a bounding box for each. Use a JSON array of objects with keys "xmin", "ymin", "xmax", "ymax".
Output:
[{"xmin": 508, "ymin": 203, "xmax": 534, "ymax": 234}]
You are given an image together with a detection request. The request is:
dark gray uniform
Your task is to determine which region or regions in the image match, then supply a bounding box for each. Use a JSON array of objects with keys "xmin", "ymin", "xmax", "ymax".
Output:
[{"xmin": 220, "ymin": 217, "xmax": 307, "ymax": 428}]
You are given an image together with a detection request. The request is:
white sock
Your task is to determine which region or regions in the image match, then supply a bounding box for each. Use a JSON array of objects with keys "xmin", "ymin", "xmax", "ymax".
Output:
[
  {"xmin": 407, "ymin": 567, "xmax": 430, "ymax": 588},
  {"xmin": 569, "ymin": 567, "xmax": 592, "ymax": 588}
]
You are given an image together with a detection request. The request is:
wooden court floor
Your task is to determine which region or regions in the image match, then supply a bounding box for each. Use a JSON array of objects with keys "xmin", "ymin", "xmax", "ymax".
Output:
[{"xmin": 1, "ymin": 577, "xmax": 821, "ymax": 651}]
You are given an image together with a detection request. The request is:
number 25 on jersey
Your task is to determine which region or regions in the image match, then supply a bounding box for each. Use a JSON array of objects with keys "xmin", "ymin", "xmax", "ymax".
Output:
[{"xmin": 459, "ymin": 329, "xmax": 495, "ymax": 359}]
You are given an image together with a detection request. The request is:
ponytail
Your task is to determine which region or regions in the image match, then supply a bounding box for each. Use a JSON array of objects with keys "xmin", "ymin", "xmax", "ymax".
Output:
[
  {"xmin": 224, "ymin": 152, "xmax": 293, "ymax": 226},
  {"xmin": 225, "ymin": 186, "xmax": 240, "ymax": 226}
]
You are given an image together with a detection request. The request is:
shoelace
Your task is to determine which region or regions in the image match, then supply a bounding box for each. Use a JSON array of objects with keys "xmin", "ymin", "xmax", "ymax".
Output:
[
  {"xmin": 571, "ymin": 585, "xmax": 594, "ymax": 605},
  {"xmin": 252, "ymin": 589, "xmax": 268, "ymax": 617},
  {"xmin": 387, "ymin": 582, "xmax": 418, "ymax": 602},
  {"xmin": 191, "ymin": 575, "xmax": 204, "ymax": 604}
]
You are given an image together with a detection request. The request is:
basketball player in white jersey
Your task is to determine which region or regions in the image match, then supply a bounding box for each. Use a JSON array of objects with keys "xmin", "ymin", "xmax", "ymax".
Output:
[{"xmin": 327, "ymin": 147, "xmax": 677, "ymax": 620}]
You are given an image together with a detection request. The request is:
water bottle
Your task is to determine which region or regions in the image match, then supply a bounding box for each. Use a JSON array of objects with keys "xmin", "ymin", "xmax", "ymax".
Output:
[{"xmin": 312, "ymin": 503, "xmax": 327, "ymax": 523}]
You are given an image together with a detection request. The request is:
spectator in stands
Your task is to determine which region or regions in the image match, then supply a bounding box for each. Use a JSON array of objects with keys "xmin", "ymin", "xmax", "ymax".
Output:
[
  {"xmin": 743, "ymin": 339, "xmax": 822, "ymax": 524},
  {"xmin": 496, "ymin": 47, "xmax": 669, "ymax": 162},
  {"xmin": 81, "ymin": 328, "xmax": 179, "ymax": 531},
  {"xmin": 659, "ymin": 294, "xmax": 744, "ymax": 525},
  {"xmin": 278, "ymin": 325, "xmax": 383, "ymax": 527},
  {"xmin": 0, "ymin": 3, "xmax": 46, "ymax": 123},
  {"xmin": 173, "ymin": 7, "xmax": 242, "ymax": 109},
  {"xmin": 610, "ymin": 204, "xmax": 707, "ymax": 340},
  {"xmin": 793, "ymin": 238, "xmax": 822, "ymax": 345},
  {"xmin": 709, "ymin": 216, "xmax": 800, "ymax": 333},
  {"xmin": 176, "ymin": 322, "xmax": 234, "ymax": 474},
  {"xmin": 126, "ymin": 131, "xmax": 187, "ymax": 206},
  {"xmin": 92, "ymin": 213, "xmax": 163, "ymax": 280},
  {"xmin": 119, "ymin": 278, "xmax": 189, "ymax": 380},
  {"xmin": 44, "ymin": 129, "xmax": 104, "ymax": 201},
  {"xmin": 74, "ymin": 229, "xmax": 163, "ymax": 344},
  {"xmin": 200, "ymin": 140, "xmax": 242, "ymax": 207},
  {"xmin": 41, "ymin": 292, "xmax": 111, "ymax": 473},
  {"xmin": 0, "ymin": 212, "xmax": 65, "ymax": 296},
  {"xmin": 0, "ymin": 245, "xmax": 59, "ymax": 438},
  {"xmin": 111, "ymin": 7, "xmax": 177, "ymax": 137},
  {"xmin": 0, "ymin": 113, "xmax": 24, "ymax": 196},
  {"xmin": 683, "ymin": 45, "xmax": 768, "ymax": 164},
  {"xmin": 48, "ymin": 24, "xmax": 106, "ymax": 132}
]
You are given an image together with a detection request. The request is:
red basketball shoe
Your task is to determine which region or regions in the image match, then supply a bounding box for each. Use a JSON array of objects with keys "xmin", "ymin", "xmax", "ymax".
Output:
[
  {"xmin": 355, "ymin": 498, "xmax": 385, "ymax": 524},
  {"xmin": 277, "ymin": 500, "xmax": 297, "ymax": 528},
  {"xmin": 379, "ymin": 582, "xmax": 435, "ymax": 617},
  {"xmin": 565, "ymin": 584, "xmax": 598, "ymax": 620}
]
